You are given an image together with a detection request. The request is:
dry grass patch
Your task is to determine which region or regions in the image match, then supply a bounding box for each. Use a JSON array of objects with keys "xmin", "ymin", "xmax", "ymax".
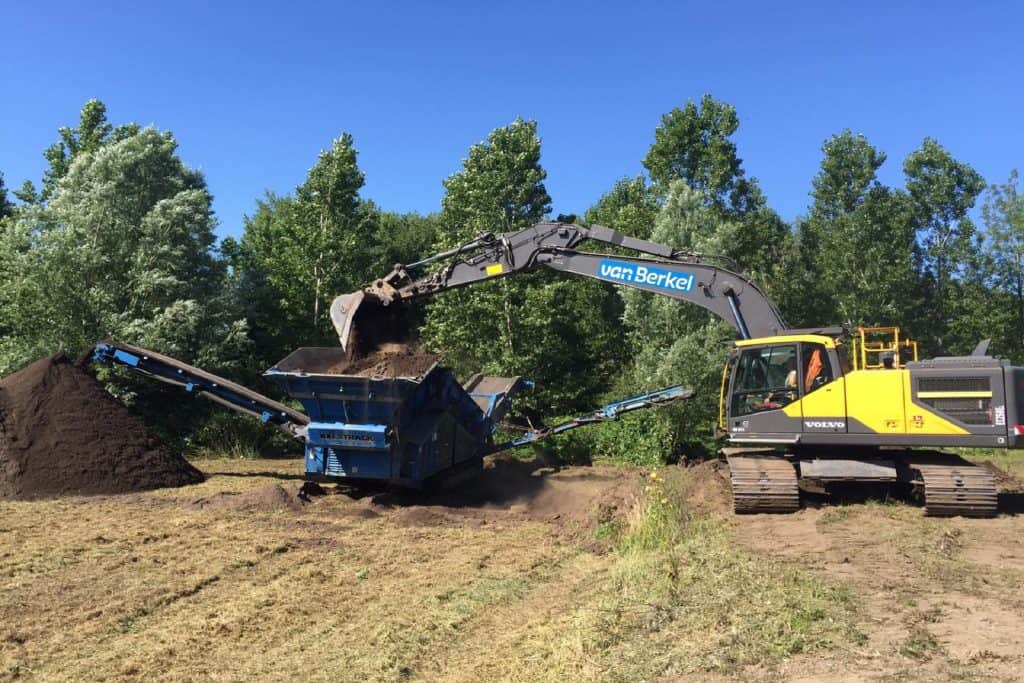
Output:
[
  {"xmin": 1, "ymin": 458, "xmax": 880, "ymax": 682},
  {"xmin": 452, "ymin": 468, "xmax": 865, "ymax": 682}
]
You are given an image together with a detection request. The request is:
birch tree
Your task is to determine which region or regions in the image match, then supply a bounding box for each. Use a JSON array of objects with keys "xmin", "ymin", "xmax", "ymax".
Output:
[{"xmin": 237, "ymin": 134, "xmax": 374, "ymax": 360}]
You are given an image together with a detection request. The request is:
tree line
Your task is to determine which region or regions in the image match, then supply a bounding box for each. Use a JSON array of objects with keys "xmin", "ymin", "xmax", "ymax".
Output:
[{"xmin": 1, "ymin": 97, "xmax": 1021, "ymax": 463}]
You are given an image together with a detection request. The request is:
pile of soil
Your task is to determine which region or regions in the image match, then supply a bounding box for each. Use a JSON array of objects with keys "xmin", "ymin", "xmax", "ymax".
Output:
[
  {"xmin": 977, "ymin": 460, "xmax": 1024, "ymax": 492},
  {"xmin": 192, "ymin": 484, "xmax": 304, "ymax": 512},
  {"xmin": 680, "ymin": 459, "xmax": 733, "ymax": 515},
  {"xmin": 332, "ymin": 299, "xmax": 439, "ymax": 377},
  {"xmin": 0, "ymin": 353, "xmax": 204, "ymax": 499},
  {"xmin": 326, "ymin": 343, "xmax": 440, "ymax": 378},
  {"xmin": 347, "ymin": 299, "xmax": 414, "ymax": 357}
]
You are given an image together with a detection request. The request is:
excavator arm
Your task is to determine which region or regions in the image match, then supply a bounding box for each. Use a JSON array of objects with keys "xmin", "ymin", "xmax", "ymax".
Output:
[{"xmin": 331, "ymin": 221, "xmax": 787, "ymax": 351}]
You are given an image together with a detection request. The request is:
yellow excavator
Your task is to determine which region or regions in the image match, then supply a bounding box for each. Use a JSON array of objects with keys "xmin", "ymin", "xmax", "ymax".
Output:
[{"xmin": 331, "ymin": 221, "xmax": 1022, "ymax": 517}]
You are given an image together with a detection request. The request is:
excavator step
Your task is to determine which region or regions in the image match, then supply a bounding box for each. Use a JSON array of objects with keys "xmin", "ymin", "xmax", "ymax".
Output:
[
  {"xmin": 726, "ymin": 453, "xmax": 800, "ymax": 514},
  {"xmin": 912, "ymin": 461, "xmax": 997, "ymax": 518}
]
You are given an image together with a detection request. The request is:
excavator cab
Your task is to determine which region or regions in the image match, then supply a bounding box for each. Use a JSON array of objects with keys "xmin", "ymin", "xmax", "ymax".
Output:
[
  {"xmin": 720, "ymin": 334, "xmax": 848, "ymax": 444},
  {"xmin": 720, "ymin": 326, "xmax": 1012, "ymax": 450}
]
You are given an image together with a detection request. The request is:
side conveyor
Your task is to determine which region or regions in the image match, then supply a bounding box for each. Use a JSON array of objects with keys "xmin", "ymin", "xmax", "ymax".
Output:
[
  {"xmin": 91, "ymin": 341, "xmax": 309, "ymax": 438},
  {"xmin": 493, "ymin": 384, "xmax": 694, "ymax": 451}
]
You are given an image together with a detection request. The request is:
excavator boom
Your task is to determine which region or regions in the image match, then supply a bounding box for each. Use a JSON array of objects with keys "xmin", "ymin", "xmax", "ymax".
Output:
[{"xmin": 331, "ymin": 222, "xmax": 787, "ymax": 352}]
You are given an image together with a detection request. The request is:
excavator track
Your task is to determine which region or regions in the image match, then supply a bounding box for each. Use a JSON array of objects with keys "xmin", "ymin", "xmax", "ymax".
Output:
[
  {"xmin": 726, "ymin": 453, "xmax": 800, "ymax": 514},
  {"xmin": 907, "ymin": 454, "xmax": 997, "ymax": 518}
]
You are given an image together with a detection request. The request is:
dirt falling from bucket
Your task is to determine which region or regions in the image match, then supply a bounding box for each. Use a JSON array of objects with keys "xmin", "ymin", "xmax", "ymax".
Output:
[
  {"xmin": 333, "ymin": 297, "xmax": 440, "ymax": 377},
  {"xmin": 324, "ymin": 343, "xmax": 441, "ymax": 377}
]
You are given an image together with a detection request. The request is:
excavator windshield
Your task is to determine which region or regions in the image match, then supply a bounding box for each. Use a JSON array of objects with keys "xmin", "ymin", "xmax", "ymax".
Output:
[{"xmin": 730, "ymin": 344, "xmax": 799, "ymax": 415}]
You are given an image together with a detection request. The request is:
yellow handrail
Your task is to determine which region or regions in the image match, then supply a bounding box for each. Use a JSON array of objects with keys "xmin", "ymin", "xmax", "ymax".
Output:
[
  {"xmin": 718, "ymin": 360, "xmax": 730, "ymax": 430},
  {"xmin": 852, "ymin": 326, "xmax": 918, "ymax": 371}
]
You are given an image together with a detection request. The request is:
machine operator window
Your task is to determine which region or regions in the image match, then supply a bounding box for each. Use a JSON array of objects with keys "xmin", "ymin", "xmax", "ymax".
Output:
[
  {"xmin": 731, "ymin": 344, "xmax": 798, "ymax": 416},
  {"xmin": 801, "ymin": 343, "xmax": 834, "ymax": 394}
]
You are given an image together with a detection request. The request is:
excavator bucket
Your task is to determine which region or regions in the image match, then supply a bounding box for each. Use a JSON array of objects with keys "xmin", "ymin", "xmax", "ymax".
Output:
[
  {"xmin": 330, "ymin": 292, "xmax": 364, "ymax": 353},
  {"xmin": 330, "ymin": 290, "xmax": 412, "ymax": 356}
]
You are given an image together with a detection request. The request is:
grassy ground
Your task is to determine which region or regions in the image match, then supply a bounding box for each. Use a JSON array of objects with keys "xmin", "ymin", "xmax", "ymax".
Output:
[
  {"xmin": 2, "ymin": 455, "xmax": 1023, "ymax": 681},
  {"xmin": 964, "ymin": 448, "xmax": 1024, "ymax": 476},
  {"xmin": 488, "ymin": 469, "xmax": 863, "ymax": 681}
]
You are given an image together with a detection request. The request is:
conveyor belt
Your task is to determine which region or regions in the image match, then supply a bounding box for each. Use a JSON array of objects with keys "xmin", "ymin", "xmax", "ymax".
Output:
[
  {"xmin": 495, "ymin": 384, "xmax": 693, "ymax": 451},
  {"xmin": 91, "ymin": 341, "xmax": 309, "ymax": 436}
]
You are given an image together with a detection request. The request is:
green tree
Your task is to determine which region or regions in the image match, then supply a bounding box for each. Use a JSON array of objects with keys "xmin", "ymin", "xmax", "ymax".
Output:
[
  {"xmin": 812, "ymin": 130, "xmax": 888, "ymax": 218},
  {"xmin": 438, "ymin": 118, "xmax": 551, "ymax": 242},
  {"xmin": 791, "ymin": 131, "xmax": 919, "ymax": 330},
  {"xmin": 642, "ymin": 96, "xmax": 790, "ymax": 294},
  {"xmin": 943, "ymin": 231, "xmax": 1002, "ymax": 360},
  {"xmin": 28, "ymin": 99, "xmax": 141, "ymax": 202},
  {"xmin": 422, "ymin": 119, "xmax": 626, "ymax": 411},
  {"xmin": 422, "ymin": 118, "xmax": 550, "ymax": 390},
  {"xmin": 904, "ymin": 138, "xmax": 986, "ymax": 352},
  {"xmin": 583, "ymin": 175, "xmax": 659, "ymax": 239},
  {"xmin": 0, "ymin": 212, "xmax": 33, "ymax": 348},
  {"xmin": 367, "ymin": 208, "xmax": 441, "ymax": 275},
  {"xmin": 0, "ymin": 170, "xmax": 17, "ymax": 330},
  {"xmin": 0, "ymin": 124, "xmax": 244, "ymax": 378},
  {"xmin": 643, "ymin": 94, "xmax": 765, "ymax": 216},
  {"xmin": 588, "ymin": 183, "xmax": 743, "ymax": 465},
  {"xmin": 12, "ymin": 180, "xmax": 40, "ymax": 205},
  {"xmin": 0, "ymin": 113, "xmax": 255, "ymax": 450},
  {"xmin": 238, "ymin": 134, "xmax": 375, "ymax": 360},
  {"xmin": 297, "ymin": 134, "xmax": 368, "ymax": 328},
  {"xmin": 980, "ymin": 170, "xmax": 1024, "ymax": 358},
  {"xmin": 0, "ymin": 172, "xmax": 14, "ymax": 219}
]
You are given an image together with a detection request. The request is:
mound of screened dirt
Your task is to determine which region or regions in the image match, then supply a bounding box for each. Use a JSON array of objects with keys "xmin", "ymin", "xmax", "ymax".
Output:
[
  {"xmin": 0, "ymin": 353, "xmax": 203, "ymax": 499},
  {"xmin": 333, "ymin": 300, "xmax": 439, "ymax": 377}
]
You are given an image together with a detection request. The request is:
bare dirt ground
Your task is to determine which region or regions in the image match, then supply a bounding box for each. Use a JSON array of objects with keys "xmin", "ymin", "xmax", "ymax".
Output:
[
  {"xmin": 712, "ymin": 456, "xmax": 1024, "ymax": 682},
  {"xmin": 2, "ymin": 454, "xmax": 1024, "ymax": 682}
]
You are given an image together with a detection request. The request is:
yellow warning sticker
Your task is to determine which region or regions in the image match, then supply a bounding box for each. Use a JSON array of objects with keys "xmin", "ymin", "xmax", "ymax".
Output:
[{"xmin": 486, "ymin": 264, "xmax": 504, "ymax": 276}]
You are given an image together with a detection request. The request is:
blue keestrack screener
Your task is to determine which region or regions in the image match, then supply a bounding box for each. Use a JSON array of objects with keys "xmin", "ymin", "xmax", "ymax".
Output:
[
  {"xmin": 92, "ymin": 341, "xmax": 690, "ymax": 489},
  {"xmin": 265, "ymin": 347, "xmax": 528, "ymax": 486}
]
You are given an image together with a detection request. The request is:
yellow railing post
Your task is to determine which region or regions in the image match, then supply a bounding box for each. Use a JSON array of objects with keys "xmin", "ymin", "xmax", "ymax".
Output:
[{"xmin": 853, "ymin": 326, "xmax": 918, "ymax": 371}]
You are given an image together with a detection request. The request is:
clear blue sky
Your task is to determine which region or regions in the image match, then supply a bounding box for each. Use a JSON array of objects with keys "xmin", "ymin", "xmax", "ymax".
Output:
[{"xmin": 2, "ymin": 1, "xmax": 1021, "ymax": 241}]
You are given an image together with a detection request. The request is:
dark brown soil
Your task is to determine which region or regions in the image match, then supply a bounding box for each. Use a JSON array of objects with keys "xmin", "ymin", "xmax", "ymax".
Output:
[
  {"xmin": 681, "ymin": 459, "xmax": 733, "ymax": 515},
  {"xmin": 347, "ymin": 298, "xmax": 415, "ymax": 358},
  {"xmin": 370, "ymin": 455, "xmax": 643, "ymax": 550},
  {"xmin": 0, "ymin": 353, "xmax": 203, "ymax": 499},
  {"xmin": 192, "ymin": 483, "xmax": 304, "ymax": 512},
  {"xmin": 332, "ymin": 296, "xmax": 439, "ymax": 377},
  {"xmin": 325, "ymin": 343, "xmax": 440, "ymax": 378}
]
